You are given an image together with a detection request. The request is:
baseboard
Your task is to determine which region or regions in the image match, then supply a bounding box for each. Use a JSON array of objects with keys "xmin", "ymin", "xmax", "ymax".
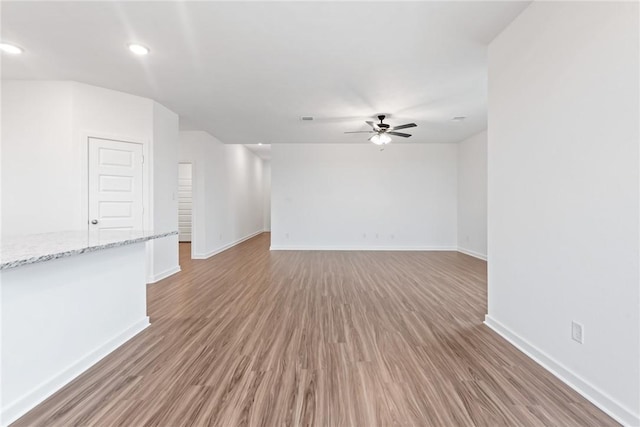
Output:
[
  {"xmin": 484, "ymin": 315, "xmax": 639, "ymax": 426},
  {"xmin": 270, "ymin": 245, "xmax": 458, "ymax": 251},
  {"xmin": 1, "ymin": 317, "xmax": 150, "ymax": 427},
  {"xmin": 147, "ymin": 265, "xmax": 181, "ymax": 284},
  {"xmin": 192, "ymin": 230, "xmax": 263, "ymax": 259},
  {"xmin": 457, "ymin": 247, "xmax": 487, "ymax": 260}
]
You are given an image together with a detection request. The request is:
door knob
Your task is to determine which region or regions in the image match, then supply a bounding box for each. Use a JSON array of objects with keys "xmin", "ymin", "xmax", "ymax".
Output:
[{"xmin": 91, "ymin": 219, "xmax": 98, "ymax": 225}]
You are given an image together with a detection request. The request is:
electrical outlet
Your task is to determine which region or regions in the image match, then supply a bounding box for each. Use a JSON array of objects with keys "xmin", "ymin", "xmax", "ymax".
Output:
[
  {"xmin": 219, "ymin": 233, "xmax": 223, "ymax": 240},
  {"xmin": 571, "ymin": 321, "xmax": 584, "ymax": 344},
  {"xmin": 285, "ymin": 233, "xmax": 289, "ymax": 239},
  {"xmin": 363, "ymin": 233, "xmax": 367, "ymax": 239}
]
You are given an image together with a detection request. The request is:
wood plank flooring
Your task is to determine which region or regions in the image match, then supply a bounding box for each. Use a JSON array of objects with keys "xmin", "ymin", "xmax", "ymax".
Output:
[{"xmin": 12, "ymin": 233, "xmax": 616, "ymax": 426}]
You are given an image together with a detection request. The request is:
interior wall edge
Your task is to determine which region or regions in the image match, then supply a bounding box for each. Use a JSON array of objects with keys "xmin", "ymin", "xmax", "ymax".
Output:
[
  {"xmin": 484, "ymin": 315, "xmax": 639, "ymax": 427},
  {"xmin": 147, "ymin": 265, "xmax": 182, "ymax": 284},
  {"xmin": 191, "ymin": 229, "xmax": 264, "ymax": 260},
  {"xmin": 456, "ymin": 247, "xmax": 487, "ymax": 261},
  {"xmin": 269, "ymin": 246, "xmax": 459, "ymax": 251},
  {"xmin": 268, "ymin": 246, "xmax": 487, "ymax": 262},
  {"xmin": 0, "ymin": 318, "xmax": 150, "ymax": 427}
]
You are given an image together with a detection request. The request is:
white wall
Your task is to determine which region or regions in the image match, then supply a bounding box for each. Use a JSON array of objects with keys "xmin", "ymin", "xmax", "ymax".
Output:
[
  {"xmin": 150, "ymin": 102, "xmax": 180, "ymax": 281},
  {"xmin": 2, "ymin": 81, "xmax": 180, "ymax": 282},
  {"xmin": 457, "ymin": 130, "xmax": 487, "ymax": 259},
  {"xmin": 487, "ymin": 2, "xmax": 639, "ymax": 425},
  {"xmin": 271, "ymin": 143, "xmax": 457, "ymax": 250},
  {"xmin": 262, "ymin": 160, "xmax": 271, "ymax": 231},
  {"xmin": 2, "ymin": 81, "xmax": 75, "ymax": 235},
  {"xmin": 179, "ymin": 131, "xmax": 265, "ymax": 259}
]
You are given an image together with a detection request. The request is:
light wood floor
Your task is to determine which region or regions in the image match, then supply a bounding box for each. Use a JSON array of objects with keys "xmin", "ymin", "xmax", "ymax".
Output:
[{"xmin": 12, "ymin": 233, "xmax": 616, "ymax": 426}]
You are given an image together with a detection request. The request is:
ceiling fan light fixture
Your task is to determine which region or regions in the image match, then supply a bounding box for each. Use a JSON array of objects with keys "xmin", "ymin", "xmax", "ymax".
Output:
[
  {"xmin": 346, "ymin": 115, "xmax": 415, "ymax": 144},
  {"xmin": 371, "ymin": 133, "xmax": 391, "ymax": 145}
]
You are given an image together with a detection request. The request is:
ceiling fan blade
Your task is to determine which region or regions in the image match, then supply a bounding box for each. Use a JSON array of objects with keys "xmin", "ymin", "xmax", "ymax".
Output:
[
  {"xmin": 366, "ymin": 121, "xmax": 380, "ymax": 130},
  {"xmin": 388, "ymin": 131, "xmax": 412, "ymax": 138},
  {"xmin": 344, "ymin": 131, "xmax": 375, "ymax": 134},
  {"xmin": 389, "ymin": 123, "xmax": 417, "ymax": 131}
]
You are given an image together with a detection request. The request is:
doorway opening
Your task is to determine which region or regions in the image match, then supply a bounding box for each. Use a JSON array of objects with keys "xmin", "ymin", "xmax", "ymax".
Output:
[{"xmin": 178, "ymin": 163, "xmax": 193, "ymax": 249}]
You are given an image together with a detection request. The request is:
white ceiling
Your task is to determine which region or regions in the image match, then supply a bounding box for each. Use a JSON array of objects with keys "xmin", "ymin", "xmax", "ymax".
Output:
[
  {"xmin": 244, "ymin": 144, "xmax": 272, "ymax": 161},
  {"xmin": 1, "ymin": 1, "xmax": 529, "ymax": 146}
]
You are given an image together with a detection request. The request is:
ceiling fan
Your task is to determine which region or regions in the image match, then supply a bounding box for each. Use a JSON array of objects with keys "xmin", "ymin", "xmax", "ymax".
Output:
[{"xmin": 344, "ymin": 115, "xmax": 417, "ymax": 145}]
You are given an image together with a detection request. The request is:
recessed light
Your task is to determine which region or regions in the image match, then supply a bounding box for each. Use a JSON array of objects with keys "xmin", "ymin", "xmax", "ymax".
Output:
[
  {"xmin": 128, "ymin": 44, "xmax": 150, "ymax": 55},
  {"xmin": 258, "ymin": 143, "xmax": 263, "ymax": 146},
  {"xmin": 0, "ymin": 43, "xmax": 23, "ymax": 54},
  {"xmin": 452, "ymin": 116, "xmax": 466, "ymax": 121}
]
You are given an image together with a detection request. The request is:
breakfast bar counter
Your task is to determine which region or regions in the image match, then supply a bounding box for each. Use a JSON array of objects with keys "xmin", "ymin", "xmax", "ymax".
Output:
[
  {"xmin": 0, "ymin": 230, "xmax": 177, "ymax": 425},
  {"xmin": 1, "ymin": 229, "xmax": 177, "ymax": 270}
]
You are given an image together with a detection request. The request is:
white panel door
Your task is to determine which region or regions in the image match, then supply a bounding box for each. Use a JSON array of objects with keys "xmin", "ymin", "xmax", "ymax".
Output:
[
  {"xmin": 88, "ymin": 138, "xmax": 144, "ymax": 232},
  {"xmin": 178, "ymin": 163, "xmax": 192, "ymax": 242}
]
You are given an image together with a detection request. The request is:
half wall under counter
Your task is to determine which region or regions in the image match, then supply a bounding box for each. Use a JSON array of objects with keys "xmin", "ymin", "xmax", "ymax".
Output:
[{"xmin": 0, "ymin": 230, "xmax": 177, "ymax": 426}]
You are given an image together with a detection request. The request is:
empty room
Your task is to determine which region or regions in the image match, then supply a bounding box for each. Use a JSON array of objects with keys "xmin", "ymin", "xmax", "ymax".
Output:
[{"xmin": 1, "ymin": 1, "xmax": 638, "ymax": 426}]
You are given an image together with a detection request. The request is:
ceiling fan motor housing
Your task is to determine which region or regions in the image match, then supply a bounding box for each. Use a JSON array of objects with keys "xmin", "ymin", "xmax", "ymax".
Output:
[{"xmin": 377, "ymin": 115, "xmax": 390, "ymax": 129}]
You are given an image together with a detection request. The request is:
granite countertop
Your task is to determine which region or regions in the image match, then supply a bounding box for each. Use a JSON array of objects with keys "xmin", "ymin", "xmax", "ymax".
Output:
[{"xmin": 0, "ymin": 230, "xmax": 178, "ymax": 270}]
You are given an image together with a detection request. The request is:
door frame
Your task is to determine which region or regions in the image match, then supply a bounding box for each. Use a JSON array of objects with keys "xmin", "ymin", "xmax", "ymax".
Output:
[{"xmin": 82, "ymin": 132, "xmax": 152, "ymax": 234}]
